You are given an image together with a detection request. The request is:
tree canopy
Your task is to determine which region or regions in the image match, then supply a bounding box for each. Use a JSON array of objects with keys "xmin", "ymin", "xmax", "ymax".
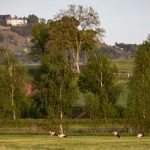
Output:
[
  {"xmin": 0, "ymin": 47, "xmax": 29, "ymax": 119},
  {"xmin": 126, "ymin": 37, "xmax": 150, "ymax": 132},
  {"xmin": 78, "ymin": 50, "xmax": 120, "ymax": 120},
  {"xmin": 31, "ymin": 23, "xmax": 49, "ymax": 54}
]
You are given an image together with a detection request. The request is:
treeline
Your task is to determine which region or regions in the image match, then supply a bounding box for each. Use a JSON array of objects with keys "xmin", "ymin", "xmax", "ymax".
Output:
[
  {"xmin": 0, "ymin": 5, "xmax": 150, "ymax": 133},
  {"xmin": 115, "ymin": 42, "xmax": 138, "ymax": 53}
]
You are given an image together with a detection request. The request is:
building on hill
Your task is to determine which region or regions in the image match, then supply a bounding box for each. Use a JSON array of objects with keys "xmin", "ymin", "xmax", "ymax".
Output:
[
  {"xmin": 0, "ymin": 15, "xmax": 27, "ymax": 26},
  {"xmin": 0, "ymin": 15, "xmax": 12, "ymax": 26},
  {"xmin": 0, "ymin": 15, "xmax": 12, "ymax": 20},
  {"xmin": 7, "ymin": 19, "xmax": 27, "ymax": 26}
]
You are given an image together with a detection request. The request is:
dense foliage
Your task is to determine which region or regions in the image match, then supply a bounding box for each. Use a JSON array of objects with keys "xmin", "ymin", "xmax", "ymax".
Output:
[
  {"xmin": 78, "ymin": 50, "xmax": 120, "ymax": 120},
  {"xmin": 0, "ymin": 47, "xmax": 30, "ymax": 119},
  {"xmin": 126, "ymin": 37, "xmax": 150, "ymax": 132}
]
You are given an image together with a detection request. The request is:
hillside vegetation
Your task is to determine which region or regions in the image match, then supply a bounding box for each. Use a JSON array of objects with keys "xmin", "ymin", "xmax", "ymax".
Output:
[{"xmin": 0, "ymin": 30, "xmax": 31, "ymax": 62}]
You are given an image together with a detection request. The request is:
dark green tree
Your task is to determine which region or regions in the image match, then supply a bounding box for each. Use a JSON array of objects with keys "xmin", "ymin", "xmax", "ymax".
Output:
[
  {"xmin": 126, "ymin": 37, "xmax": 150, "ymax": 132},
  {"xmin": 39, "ymin": 46, "xmax": 77, "ymax": 133},
  {"xmin": 78, "ymin": 50, "xmax": 120, "ymax": 120},
  {"xmin": 31, "ymin": 23, "xmax": 49, "ymax": 54},
  {"xmin": 28, "ymin": 14, "xmax": 39, "ymax": 24}
]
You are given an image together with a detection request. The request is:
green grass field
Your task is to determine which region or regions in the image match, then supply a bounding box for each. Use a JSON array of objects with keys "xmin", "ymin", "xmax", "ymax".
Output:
[
  {"xmin": 0, "ymin": 135, "xmax": 149, "ymax": 150},
  {"xmin": 112, "ymin": 58, "xmax": 134, "ymax": 73}
]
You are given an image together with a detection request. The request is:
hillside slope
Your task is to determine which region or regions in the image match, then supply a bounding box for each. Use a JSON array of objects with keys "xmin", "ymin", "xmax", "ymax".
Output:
[
  {"xmin": 0, "ymin": 30, "xmax": 31, "ymax": 62},
  {"xmin": 0, "ymin": 30, "xmax": 135, "ymax": 63}
]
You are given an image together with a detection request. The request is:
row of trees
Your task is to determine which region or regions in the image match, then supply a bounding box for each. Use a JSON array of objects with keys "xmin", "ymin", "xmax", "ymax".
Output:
[{"xmin": 0, "ymin": 5, "xmax": 149, "ymax": 133}]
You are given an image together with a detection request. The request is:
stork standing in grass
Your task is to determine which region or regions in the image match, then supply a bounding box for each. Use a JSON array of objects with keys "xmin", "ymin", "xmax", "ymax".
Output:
[
  {"xmin": 137, "ymin": 133, "xmax": 143, "ymax": 140},
  {"xmin": 113, "ymin": 131, "xmax": 120, "ymax": 138},
  {"xmin": 58, "ymin": 133, "xmax": 67, "ymax": 138},
  {"xmin": 49, "ymin": 131, "xmax": 57, "ymax": 136}
]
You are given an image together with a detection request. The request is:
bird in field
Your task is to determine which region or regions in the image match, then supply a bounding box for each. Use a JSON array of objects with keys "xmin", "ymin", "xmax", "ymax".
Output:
[
  {"xmin": 58, "ymin": 133, "xmax": 67, "ymax": 138},
  {"xmin": 113, "ymin": 131, "xmax": 120, "ymax": 138},
  {"xmin": 49, "ymin": 131, "xmax": 57, "ymax": 136},
  {"xmin": 137, "ymin": 133, "xmax": 143, "ymax": 140}
]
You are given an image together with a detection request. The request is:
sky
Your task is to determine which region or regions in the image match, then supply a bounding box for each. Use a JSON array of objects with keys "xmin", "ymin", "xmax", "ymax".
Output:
[{"xmin": 0, "ymin": 0, "xmax": 150, "ymax": 45}]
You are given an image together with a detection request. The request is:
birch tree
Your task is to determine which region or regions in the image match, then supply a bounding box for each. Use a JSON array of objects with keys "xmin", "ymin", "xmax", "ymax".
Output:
[
  {"xmin": 39, "ymin": 46, "xmax": 77, "ymax": 134},
  {"xmin": 0, "ymin": 47, "xmax": 27, "ymax": 119},
  {"xmin": 48, "ymin": 5, "xmax": 104, "ymax": 73},
  {"xmin": 78, "ymin": 50, "xmax": 120, "ymax": 120}
]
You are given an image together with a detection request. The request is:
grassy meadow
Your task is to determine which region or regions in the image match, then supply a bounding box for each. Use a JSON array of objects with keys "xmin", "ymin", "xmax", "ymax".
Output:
[
  {"xmin": 113, "ymin": 58, "xmax": 134, "ymax": 73},
  {"xmin": 0, "ymin": 135, "xmax": 149, "ymax": 150},
  {"xmin": 0, "ymin": 59, "xmax": 148, "ymax": 150}
]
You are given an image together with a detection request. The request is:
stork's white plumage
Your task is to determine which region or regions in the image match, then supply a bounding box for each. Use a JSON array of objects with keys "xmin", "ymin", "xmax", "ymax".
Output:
[
  {"xmin": 49, "ymin": 131, "xmax": 57, "ymax": 136},
  {"xmin": 113, "ymin": 131, "xmax": 120, "ymax": 138},
  {"xmin": 137, "ymin": 133, "xmax": 143, "ymax": 139},
  {"xmin": 58, "ymin": 133, "xmax": 67, "ymax": 138}
]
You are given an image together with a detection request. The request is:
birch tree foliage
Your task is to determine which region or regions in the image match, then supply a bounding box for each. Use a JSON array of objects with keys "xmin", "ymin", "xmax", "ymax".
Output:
[
  {"xmin": 39, "ymin": 46, "xmax": 77, "ymax": 118},
  {"xmin": 48, "ymin": 5, "xmax": 104, "ymax": 73},
  {"xmin": 0, "ymin": 47, "xmax": 28, "ymax": 119},
  {"xmin": 78, "ymin": 50, "xmax": 120, "ymax": 119}
]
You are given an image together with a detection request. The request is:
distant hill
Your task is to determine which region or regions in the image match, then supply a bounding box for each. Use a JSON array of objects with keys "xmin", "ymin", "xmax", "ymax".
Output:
[
  {"xmin": 99, "ymin": 42, "xmax": 137, "ymax": 59},
  {"xmin": 114, "ymin": 43, "xmax": 138, "ymax": 53},
  {"xmin": 0, "ymin": 30, "xmax": 31, "ymax": 63},
  {"xmin": 0, "ymin": 29, "xmax": 137, "ymax": 63}
]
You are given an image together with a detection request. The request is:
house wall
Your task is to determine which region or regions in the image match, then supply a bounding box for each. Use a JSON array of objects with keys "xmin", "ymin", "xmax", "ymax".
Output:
[{"xmin": 7, "ymin": 19, "xmax": 27, "ymax": 26}]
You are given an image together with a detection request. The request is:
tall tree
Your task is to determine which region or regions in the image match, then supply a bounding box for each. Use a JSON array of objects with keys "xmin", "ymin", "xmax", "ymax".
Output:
[
  {"xmin": 78, "ymin": 49, "xmax": 120, "ymax": 120},
  {"xmin": 39, "ymin": 46, "xmax": 77, "ymax": 133},
  {"xmin": 48, "ymin": 5, "xmax": 104, "ymax": 73},
  {"xmin": 31, "ymin": 23, "xmax": 49, "ymax": 54},
  {"xmin": 0, "ymin": 47, "xmax": 28, "ymax": 119},
  {"xmin": 28, "ymin": 14, "xmax": 39, "ymax": 24},
  {"xmin": 126, "ymin": 37, "xmax": 150, "ymax": 132}
]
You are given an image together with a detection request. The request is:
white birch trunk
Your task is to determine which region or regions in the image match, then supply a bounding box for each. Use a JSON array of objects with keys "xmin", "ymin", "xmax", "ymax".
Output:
[
  {"xmin": 9, "ymin": 66, "xmax": 16, "ymax": 120},
  {"xmin": 76, "ymin": 51, "xmax": 80, "ymax": 73},
  {"xmin": 59, "ymin": 87, "xmax": 64, "ymax": 134}
]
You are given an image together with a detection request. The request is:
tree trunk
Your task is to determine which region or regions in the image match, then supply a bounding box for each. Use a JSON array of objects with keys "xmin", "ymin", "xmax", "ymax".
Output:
[
  {"xmin": 9, "ymin": 66, "xmax": 16, "ymax": 120},
  {"xmin": 100, "ymin": 57, "xmax": 103, "ymax": 88},
  {"xmin": 11, "ymin": 83, "xmax": 16, "ymax": 120},
  {"xmin": 59, "ymin": 87, "xmax": 64, "ymax": 134},
  {"xmin": 76, "ymin": 51, "xmax": 80, "ymax": 73},
  {"xmin": 60, "ymin": 109, "xmax": 64, "ymax": 134}
]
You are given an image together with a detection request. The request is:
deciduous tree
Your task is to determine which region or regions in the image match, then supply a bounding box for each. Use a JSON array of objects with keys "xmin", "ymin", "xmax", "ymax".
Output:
[
  {"xmin": 31, "ymin": 23, "xmax": 49, "ymax": 54},
  {"xmin": 0, "ymin": 47, "xmax": 28, "ymax": 119},
  {"xmin": 48, "ymin": 5, "xmax": 104, "ymax": 73},
  {"xmin": 126, "ymin": 36, "xmax": 150, "ymax": 132},
  {"xmin": 78, "ymin": 50, "xmax": 120, "ymax": 120},
  {"xmin": 39, "ymin": 46, "xmax": 77, "ymax": 133}
]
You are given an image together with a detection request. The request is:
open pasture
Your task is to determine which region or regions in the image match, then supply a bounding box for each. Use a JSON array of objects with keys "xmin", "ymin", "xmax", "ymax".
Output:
[
  {"xmin": 0, "ymin": 135, "xmax": 149, "ymax": 150},
  {"xmin": 112, "ymin": 58, "xmax": 134, "ymax": 73}
]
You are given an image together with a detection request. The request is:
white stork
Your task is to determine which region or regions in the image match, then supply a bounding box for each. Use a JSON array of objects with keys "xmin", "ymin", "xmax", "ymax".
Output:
[
  {"xmin": 58, "ymin": 133, "xmax": 67, "ymax": 138},
  {"xmin": 113, "ymin": 131, "xmax": 120, "ymax": 138},
  {"xmin": 137, "ymin": 133, "xmax": 143, "ymax": 140},
  {"xmin": 49, "ymin": 131, "xmax": 57, "ymax": 136}
]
